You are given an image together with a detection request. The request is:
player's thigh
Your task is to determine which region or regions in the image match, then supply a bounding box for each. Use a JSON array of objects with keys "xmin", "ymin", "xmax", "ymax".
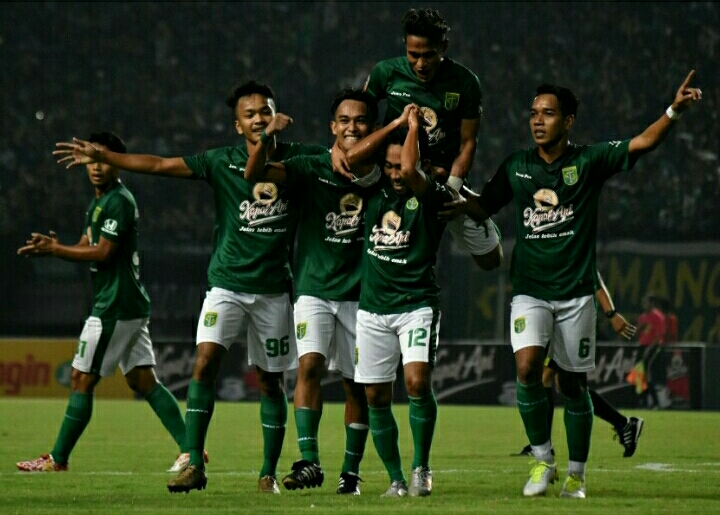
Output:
[
  {"xmin": 354, "ymin": 309, "xmax": 400, "ymax": 384},
  {"xmin": 328, "ymin": 300, "xmax": 358, "ymax": 379},
  {"xmin": 447, "ymin": 214, "xmax": 500, "ymax": 256},
  {"xmin": 548, "ymin": 295, "xmax": 596, "ymax": 372},
  {"xmin": 510, "ymin": 295, "xmax": 554, "ymax": 353},
  {"xmin": 396, "ymin": 307, "xmax": 440, "ymax": 367},
  {"xmin": 72, "ymin": 316, "xmax": 115, "ymax": 376},
  {"xmin": 247, "ymin": 292, "xmax": 297, "ymax": 372},
  {"xmin": 116, "ymin": 318, "xmax": 156, "ymax": 376},
  {"xmin": 196, "ymin": 287, "xmax": 248, "ymax": 349},
  {"xmin": 294, "ymin": 295, "xmax": 335, "ymax": 360}
]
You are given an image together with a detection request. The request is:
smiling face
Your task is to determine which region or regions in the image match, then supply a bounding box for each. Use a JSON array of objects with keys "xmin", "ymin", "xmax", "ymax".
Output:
[
  {"xmin": 405, "ymin": 34, "xmax": 447, "ymax": 82},
  {"xmin": 529, "ymin": 93, "xmax": 574, "ymax": 151},
  {"xmin": 234, "ymin": 93, "xmax": 276, "ymax": 144},
  {"xmin": 330, "ymin": 99, "xmax": 372, "ymax": 153},
  {"xmin": 383, "ymin": 143, "xmax": 408, "ymax": 195},
  {"xmin": 85, "ymin": 143, "xmax": 120, "ymax": 195}
]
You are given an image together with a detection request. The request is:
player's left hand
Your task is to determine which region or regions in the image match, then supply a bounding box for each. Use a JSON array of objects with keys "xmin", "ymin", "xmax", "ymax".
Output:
[
  {"xmin": 438, "ymin": 187, "xmax": 466, "ymax": 221},
  {"xmin": 17, "ymin": 231, "xmax": 58, "ymax": 257},
  {"xmin": 330, "ymin": 141, "xmax": 354, "ymax": 180},
  {"xmin": 265, "ymin": 113, "xmax": 294, "ymax": 136},
  {"xmin": 54, "ymin": 138, "xmax": 102, "ymax": 168},
  {"xmin": 672, "ymin": 70, "xmax": 702, "ymax": 113},
  {"xmin": 611, "ymin": 313, "xmax": 637, "ymax": 340}
]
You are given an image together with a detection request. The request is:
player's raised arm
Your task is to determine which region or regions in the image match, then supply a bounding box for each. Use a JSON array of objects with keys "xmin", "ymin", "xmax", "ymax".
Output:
[
  {"xmin": 400, "ymin": 106, "xmax": 430, "ymax": 197},
  {"xmin": 54, "ymin": 137, "xmax": 193, "ymax": 178},
  {"xmin": 244, "ymin": 112, "xmax": 293, "ymax": 184},
  {"xmin": 628, "ymin": 70, "xmax": 702, "ymax": 157}
]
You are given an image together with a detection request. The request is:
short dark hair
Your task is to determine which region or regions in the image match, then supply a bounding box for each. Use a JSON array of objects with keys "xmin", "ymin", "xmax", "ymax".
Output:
[
  {"xmin": 535, "ymin": 84, "xmax": 579, "ymax": 117},
  {"xmin": 88, "ymin": 132, "xmax": 126, "ymax": 154},
  {"xmin": 379, "ymin": 127, "xmax": 429, "ymax": 167},
  {"xmin": 330, "ymin": 88, "xmax": 378, "ymax": 125},
  {"xmin": 402, "ymin": 8, "xmax": 450, "ymax": 46},
  {"xmin": 225, "ymin": 80, "xmax": 276, "ymax": 110}
]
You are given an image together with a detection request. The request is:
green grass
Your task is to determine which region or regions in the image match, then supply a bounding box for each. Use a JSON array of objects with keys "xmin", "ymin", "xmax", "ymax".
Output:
[{"xmin": 1, "ymin": 399, "xmax": 718, "ymax": 514}]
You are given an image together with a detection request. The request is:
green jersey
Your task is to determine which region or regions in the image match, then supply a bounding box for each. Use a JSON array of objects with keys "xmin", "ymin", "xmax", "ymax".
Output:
[
  {"xmin": 84, "ymin": 182, "xmax": 150, "ymax": 319},
  {"xmin": 364, "ymin": 56, "xmax": 482, "ymax": 169},
  {"xmin": 183, "ymin": 141, "xmax": 326, "ymax": 294},
  {"xmin": 284, "ymin": 153, "xmax": 369, "ymax": 301},
  {"xmin": 478, "ymin": 140, "xmax": 636, "ymax": 300},
  {"xmin": 359, "ymin": 176, "xmax": 452, "ymax": 314}
]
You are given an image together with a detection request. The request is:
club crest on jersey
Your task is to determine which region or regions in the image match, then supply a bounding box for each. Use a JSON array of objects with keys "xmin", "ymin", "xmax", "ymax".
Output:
[
  {"xmin": 92, "ymin": 206, "xmax": 102, "ymax": 222},
  {"xmin": 406, "ymin": 197, "xmax": 419, "ymax": 210},
  {"xmin": 369, "ymin": 210, "xmax": 411, "ymax": 250},
  {"xmin": 204, "ymin": 312, "xmax": 218, "ymax": 327},
  {"xmin": 444, "ymin": 92, "xmax": 460, "ymax": 110},
  {"xmin": 562, "ymin": 166, "xmax": 578, "ymax": 186},
  {"xmin": 514, "ymin": 316, "xmax": 526, "ymax": 334},
  {"xmin": 296, "ymin": 322, "xmax": 307, "ymax": 340}
]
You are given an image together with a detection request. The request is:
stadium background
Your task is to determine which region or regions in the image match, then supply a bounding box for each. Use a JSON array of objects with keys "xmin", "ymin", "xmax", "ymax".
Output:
[{"xmin": 1, "ymin": 2, "xmax": 718, "ymax": 405}]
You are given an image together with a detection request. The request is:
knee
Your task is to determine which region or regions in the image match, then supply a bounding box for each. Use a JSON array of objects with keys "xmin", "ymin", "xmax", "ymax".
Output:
[
  {"xmin": 70, "ymin": 368, "xmax": 98, "ymax": 393},
  {"xmin": 125, "ymin": 367, "xmax": 158, "ymax": 396},
  {"xmin": 472, "ymin": 245, "xmax": 503, "ymax": 271},
  {"xmin": 556, "ymin": 371, "xmax": 586, "ymax": 399},
  {"xmin": 298, "ymin": 354, "xmax": 324, "ymax": 384},
  {"xmin": 365, "ymin": 384, "xmax": 392, "ymax": 408},
  {"xmin": 516, "ymin": 360, "xmax": 543, "ymax": 385},
  {"xmin": 192, "ymin": 344, "xmax": 224, "ymax": 382},
  {"xmin": 405, "ymin": 373, "xmax": 431, "ymax": 398},
  {"xmin": 257, "ymin": 370, "xmax": 284, "ymax": 398}
]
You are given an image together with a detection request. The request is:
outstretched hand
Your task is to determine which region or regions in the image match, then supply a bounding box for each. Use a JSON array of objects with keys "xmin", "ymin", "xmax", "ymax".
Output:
[
  {"xmin": 611, "ymin": 313, "xmax": 637, "ymax": 341},
  {"xmin": 673, "ymin": 70, "xmax": 702, "ymax": 113},
  {"xmin": 438, "ymin": 187, "xmax": 467, "ymax": 221},
  {"xmin": 17, "ymin": 231, "xmax": 59, "ymax": 257},
  {"xmin": 54, "ymin": 138, "xmax": 102, "ymax": 168}
]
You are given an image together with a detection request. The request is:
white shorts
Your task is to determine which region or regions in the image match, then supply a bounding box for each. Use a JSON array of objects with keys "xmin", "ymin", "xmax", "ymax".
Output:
[
  {"xmin": 72, "ymin": 317, "xmax": 156, "ymax": 377},
  {"xmin": 196, "ymin": 287, "xmax": 297, "ymax": 372},
  {"xmin": 294, "ymin": 295, "xmax": 357, "ymax": 379},
  {"xmin": 354, "ymin": 307, "xmax": 440, "ymax": 384},
  {"xmin": 509, "ymin": 294, "xmax": 596, "ymax": 372},
  {"xmin": 447, "ymin": 214, "xmax": 500, "ymax": 256}
]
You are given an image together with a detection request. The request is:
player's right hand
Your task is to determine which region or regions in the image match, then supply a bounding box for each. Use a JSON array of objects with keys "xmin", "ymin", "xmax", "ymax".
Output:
[
  {"xmin": 265, "ymin": 113, "xmax": 294, "ymax": 137},
  {"xmin": 17, "ymin": 231, "xmax": 58, "ymax": 257},
  {"xmin": 54, "ymin": 138, "xmax": 102, "ymax": 168},
  {"xmin": 331, "ymin": 142, "xmax": 354, "ymax": 180}
]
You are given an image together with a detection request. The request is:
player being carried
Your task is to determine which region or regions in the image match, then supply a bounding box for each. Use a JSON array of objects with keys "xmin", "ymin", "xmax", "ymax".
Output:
[{"xmin": 54, "ymin": 82, "xmax": 327, "ymax": 494}]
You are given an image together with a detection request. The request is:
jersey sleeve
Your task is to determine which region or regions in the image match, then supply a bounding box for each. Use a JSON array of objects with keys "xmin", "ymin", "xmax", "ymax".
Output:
[
  {"xmin": 98, "ymin": 195, "xmax": 131, "ymax": 243},
  {"xmin": 477, "ymin": 159, "xmax": 514, "ymax": 215},
  {"xmin": 282, "ymin": 155, "xmax": 314, "ymax": 188},
  {"xmin": 461, "ymin": 71, "xmax": 483, "ymax": 121},
  {"xmin": 182, "ymin": 152, "xmax": 211, "ymax": 181},
  {"xmin": 585, "ymin": 139, "xmax": 636, "ymax": 183},
  {"xmin": 363, "ymin": 62, "xmax": 388, "ymax": 100}
]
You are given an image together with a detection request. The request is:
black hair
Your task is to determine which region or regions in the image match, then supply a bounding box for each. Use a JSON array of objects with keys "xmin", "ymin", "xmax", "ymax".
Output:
[
  {"xmin": 88, "ymin": 131, "xmax": 126, "ymax": 154},
  {"xmin": 378, "ymin": 127, "xmax": 429, "ymax": 167},
  {"xmin": 535, "ymin": 84, "xmax": 579, "ymax": 117},
  {"xmin": 330, "ymin": 88, "xmax": 378, "ymax": 125},
  {"xmin": 402, "ymin": 8, "xmax": 450, "ymax": 46},
  {"xmin": 225, "ymin": 80, "xmax": 276, "ymax": 110}
]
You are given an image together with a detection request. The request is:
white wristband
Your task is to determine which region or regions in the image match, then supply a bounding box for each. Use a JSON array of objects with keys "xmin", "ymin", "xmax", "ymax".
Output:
[
  {"xmin": 666, "ymin": 106, "xmax": 682, "ymax": 120},
  {"xmin": 447, "ymin": 175, "xmax": 463, "ymax": 191}
]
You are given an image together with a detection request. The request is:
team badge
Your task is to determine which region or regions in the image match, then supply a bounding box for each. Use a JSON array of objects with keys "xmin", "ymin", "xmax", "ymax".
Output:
[
  {"xmin": 406, "ymin": 197, "xmax": 419, "ymax": 210},
  {"xmin": 203, "ymin": 312, "xmax": 218, "ymax": 327},
  {"xmin": 562, "ymin": 166, "xmax": 578, "ymax": 186},
  {"xmin": 514, "ymin": 316, "xmax": 526, "ymax": 334},
  {"xmin": 92, "ymin": 206, "xmax": 102, "ymax": 222},
  {"xmin": 296, "ymin": 322, "xmax": 307, "ymax": 340},
  {"xmin": 444, "ymin": 92, "xmax": 460, "ymax": 110}
]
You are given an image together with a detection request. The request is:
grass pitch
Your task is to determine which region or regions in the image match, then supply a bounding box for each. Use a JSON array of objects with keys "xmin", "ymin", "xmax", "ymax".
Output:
[{"xmin": 2, "ymin": 398, "xmax": 718, "ymax": 514}]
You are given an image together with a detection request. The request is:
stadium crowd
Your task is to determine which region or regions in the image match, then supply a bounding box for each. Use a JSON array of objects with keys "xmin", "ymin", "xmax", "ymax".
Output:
[{"xmin": 2, "ymin": 1, "xmax": 717, "ymax": 247}]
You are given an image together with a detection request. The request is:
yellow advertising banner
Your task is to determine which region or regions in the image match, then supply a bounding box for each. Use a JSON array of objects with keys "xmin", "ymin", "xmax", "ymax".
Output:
[{"xmin": 0, "ymin": 339, "xmax": 134, "ymax": 398}]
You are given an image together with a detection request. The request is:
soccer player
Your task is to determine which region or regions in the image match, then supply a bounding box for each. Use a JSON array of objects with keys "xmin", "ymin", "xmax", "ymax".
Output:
[
  {"xmin": 243, "ymin": 89, "xmax": 381, "ymax": 495},
  {"xmin": 515, "ymin": 271, "xmax": 644, "ymax": 459},
  {"xmin": 16, "ymin": 131, "xmax": 191, "ymax": 474},
  {"xmin": 54, "ymin": 82, "xmax": 327, "ymax": 494},
  {"xmin": 361, "ymin": 7, "xmax": 502, "ymax": 271},
  {"xmin": 349, "ymin": 105, "xmax": 454, "ymax": 497},
  {"xmin": 444, "ymin": 71, "xmax": 701, "ymax": 498}
]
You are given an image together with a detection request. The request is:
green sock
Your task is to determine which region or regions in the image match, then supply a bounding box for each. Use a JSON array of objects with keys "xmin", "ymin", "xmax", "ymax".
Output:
[
  {"xmin": 368, "ymin": 406, "xmax": 405, "ymax": 482},
  {"xmin": 408, "ymin": 392, "xmax": 437, "ymax": 469},
  {"xmin": 564, "ymin": 389, "xmax": 594, "ymax": 462},
  {"xmin": 51, "ymin": 392, "xmax": 93, "ymax": 465},
  {"xmin": 341, "ymin": 423, "xmax": 369, "ymax": 474},
  {"xmin": 260, "ymin": 392, "xmax": 287, "ymax": 477},
  {"xmin": 145, "ymin": 383, "xmax": 187, "ymax": 452},
  {"xmin": 516, "ymin": 380, "xmax": 550, "ymax": 446},
  {"xmin": 185, "ymin": 379, "xmax": 215, "ymax": 468},
  {"xmin": 295, "ymin": 407, "xmax": 321, "ymax": 464}
]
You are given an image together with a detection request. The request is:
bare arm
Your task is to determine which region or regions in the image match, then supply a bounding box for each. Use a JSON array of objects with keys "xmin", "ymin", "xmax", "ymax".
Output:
[
  {"xmin": 448, "ymin": 118, "xmax": 479, "ymax": 186},
  {"xmin": 54, "ymin": 138, "xmax": 193, "ymax": 178},
  {"xmin": 596, "ymin": 271, "xmax": 636, "ymax": 340},
  {"xmin": 400, "ymin": 107, "xmax": 428, "ymax": 197},
  {"xmin": 628, "ymin": 70, "xmax": 702, "ymax": 157},
  {"xmin": 346, "ymin": 104, "xmax": 415, "ymax": 172},
  {"xmin": 18, "ymin": 232, "xmax": 117, "ymax": 262},
  {"xmin": 439, "ymin": 186, "xmax": 490, "ymax": 223},
  {"xmin": 244, "ymin": 113, "xmax": 293, "ymax": 183}
]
